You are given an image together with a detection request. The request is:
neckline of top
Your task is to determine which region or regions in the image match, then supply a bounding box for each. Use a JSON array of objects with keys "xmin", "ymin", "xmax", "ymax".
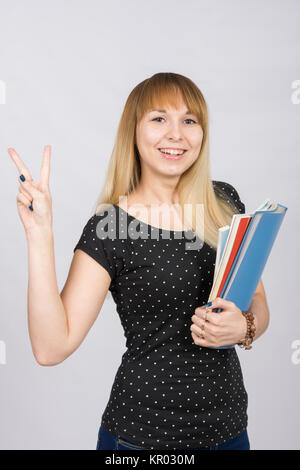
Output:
[{"xmin": 113, "ymin": 204, "xmax": 192, "ymax": 234}]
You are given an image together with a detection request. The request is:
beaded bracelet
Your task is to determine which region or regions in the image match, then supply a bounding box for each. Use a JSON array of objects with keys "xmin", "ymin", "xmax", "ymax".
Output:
[{"xmin": 237, "ymin": 311, "xmax": 256, "ymax": 350}]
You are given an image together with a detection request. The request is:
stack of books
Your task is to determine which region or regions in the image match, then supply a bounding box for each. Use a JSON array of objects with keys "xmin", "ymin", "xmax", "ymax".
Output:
[{"xmin": 206, "ymin": 198, "xmax": 288, "ymax": 349}]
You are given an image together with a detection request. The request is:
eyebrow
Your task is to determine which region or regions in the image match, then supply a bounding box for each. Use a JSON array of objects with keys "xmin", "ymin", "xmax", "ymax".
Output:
[{"xmin": 149, "ymin": 109, "xmax": 193, "ymax": 115}]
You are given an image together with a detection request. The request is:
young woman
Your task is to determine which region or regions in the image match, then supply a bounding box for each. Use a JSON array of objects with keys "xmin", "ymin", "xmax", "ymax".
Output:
[{"xmin": 9, "ymin": 72, "xmax": 269, "ymax": 451}]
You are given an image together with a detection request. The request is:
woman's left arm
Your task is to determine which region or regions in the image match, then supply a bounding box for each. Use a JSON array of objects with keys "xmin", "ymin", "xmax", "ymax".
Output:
[{"xmin": 247, "ymin": 279, "xmax": 270, "ymax": 342}]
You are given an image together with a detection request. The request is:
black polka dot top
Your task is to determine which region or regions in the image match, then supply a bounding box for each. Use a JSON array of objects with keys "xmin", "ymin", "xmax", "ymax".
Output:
[{"xmin": 73, "ymin": 180, "xmax": 248, "ymax": 450}]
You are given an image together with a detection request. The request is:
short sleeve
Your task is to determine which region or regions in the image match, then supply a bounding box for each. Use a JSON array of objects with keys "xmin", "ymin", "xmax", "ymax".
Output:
[
  {"xmin": 213, "ymin": 180, "xmax": 246, "ymax": 214},
  {"xmin": 73, "ymin": 213, "xmax": 117, "ymax": 282}
]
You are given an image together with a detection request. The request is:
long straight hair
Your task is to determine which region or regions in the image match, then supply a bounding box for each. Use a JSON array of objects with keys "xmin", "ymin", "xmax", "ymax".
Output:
[{"xmin": 92, "ymin": 72, "xmax": 239, "ymax": 250}]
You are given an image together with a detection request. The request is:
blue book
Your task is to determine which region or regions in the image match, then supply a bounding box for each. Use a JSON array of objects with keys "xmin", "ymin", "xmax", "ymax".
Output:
[{"xmin": 206, "ymin": 199, "xmax": 288, "ymax": 349}]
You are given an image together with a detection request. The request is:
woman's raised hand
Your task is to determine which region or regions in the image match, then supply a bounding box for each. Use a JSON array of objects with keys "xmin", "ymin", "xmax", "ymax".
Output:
[{"xmin": 8, "ymin": 145, "xmax": 53, "ymax": 235}]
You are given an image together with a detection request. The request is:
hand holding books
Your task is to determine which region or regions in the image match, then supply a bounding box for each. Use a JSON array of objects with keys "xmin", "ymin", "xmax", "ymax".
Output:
[
  {"xmin": 202, "ymin": 197, "xmax": 287, "ymax": 349},
  {"xmin": 191, "ymin": 297, "xmax": 249, "ymax": 348}
]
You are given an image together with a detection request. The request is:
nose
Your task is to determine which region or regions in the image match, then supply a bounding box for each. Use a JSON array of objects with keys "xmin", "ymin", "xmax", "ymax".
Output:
[{"xmin": 165, "ymin": 122, "xmax": 184, "ymax": 141}]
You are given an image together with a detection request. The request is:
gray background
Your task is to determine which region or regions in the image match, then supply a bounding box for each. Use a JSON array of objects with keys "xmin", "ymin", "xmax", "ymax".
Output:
[{"xmin": 0, "ymin": 0, "xmax": 299, "ymax": 450}]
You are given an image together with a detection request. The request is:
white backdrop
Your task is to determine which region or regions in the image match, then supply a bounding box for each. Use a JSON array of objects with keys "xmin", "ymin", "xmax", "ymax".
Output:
[{"xmin": 0, "ymin": 0, "xmax": 299, "ymax": 450}]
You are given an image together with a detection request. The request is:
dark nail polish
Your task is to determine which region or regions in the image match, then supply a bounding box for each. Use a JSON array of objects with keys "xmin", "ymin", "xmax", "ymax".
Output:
[
  {"xmin": 205, "ymin": 301, "xmax": 212, "ymax": 307},
  {"xmin": 28, "ymin": 205, "xmax": 33, "ymax": 211},
  {"xmin": 20, "ymin": 174, "xmax": 25, "ymax": 182}
]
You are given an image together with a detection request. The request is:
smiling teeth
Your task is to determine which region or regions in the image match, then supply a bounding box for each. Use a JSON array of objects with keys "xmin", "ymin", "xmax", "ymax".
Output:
[{"xmin": 159, "ymin": 149, "xmax": 185, "ymax": 155}]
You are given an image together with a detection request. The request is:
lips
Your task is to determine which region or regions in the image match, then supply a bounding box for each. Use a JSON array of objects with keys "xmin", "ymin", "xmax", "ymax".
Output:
[{"xmin": 158, "ymin": 149, "xmax": 187, "ymax": 160}]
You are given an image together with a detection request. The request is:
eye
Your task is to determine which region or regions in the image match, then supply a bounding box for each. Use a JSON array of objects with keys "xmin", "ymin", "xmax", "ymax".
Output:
[{"xmin": 152, "ymin": 117, "xmax": 197, "ymax": 124}]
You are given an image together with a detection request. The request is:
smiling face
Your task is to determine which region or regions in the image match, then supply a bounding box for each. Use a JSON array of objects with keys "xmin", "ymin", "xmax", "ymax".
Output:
[{"xmin": 135, "ymin": 95, "xmax": 204, "ymax": 179}]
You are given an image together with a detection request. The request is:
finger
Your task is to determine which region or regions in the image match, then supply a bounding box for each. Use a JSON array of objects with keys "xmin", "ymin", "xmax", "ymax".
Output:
[
  {"xmin": 190, "ymin": 322, "xmax": 202, "ymax": 337},
  {"xmin": 19, "ymin": 178, "xmax": 42, "ymax": 200},
  {"xmin": 191, "ymin": 328, "xmax": 204, "ymax": 341},
  {"xmin": 39, "ymin": 145, "xmax": 51, "ymax": 189},
  {"xmin": 8, "ymin": 148, "xmax": 34, "ymax": 181},
  {"xmin": 191, "ymin": 330, "xmax": 210, "ymax": 347},
  {"xmin": 194, "ymin": 306, "xmax": 221, "ymax": 325},
  {"xmin": 16, "ymin": 192, "xmax": 33, "ymax": 210},
  {"xmin": 18, "ymin": 183, "xmax": 33, "ymax": 202},
  {"xmin": 190, "ymin": 322, "xmax": 210, "ymax": 340},
  {"xmin": 191, "ymin": 318, "xmax": 217, "ymax": 341},
  {"xmin": 210, "ymin": 297, "xmax": 234, "ymax": 311},
  {"xmin": 191, "ymin": 314, "xmax": 206, "ymax": 329},
  {"xmin": 194, "ymin": 306, "xmax": 210, "ymax": 321},
  {"xmin": 202, "ymin": 311, "xmax": 222, "ymax": 326}
]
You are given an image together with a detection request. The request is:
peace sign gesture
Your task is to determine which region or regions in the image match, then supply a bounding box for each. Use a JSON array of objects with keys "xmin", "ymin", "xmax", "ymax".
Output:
[{"xmin": 8, "ymin": 145, "xmax": 53, "ymax": 235}]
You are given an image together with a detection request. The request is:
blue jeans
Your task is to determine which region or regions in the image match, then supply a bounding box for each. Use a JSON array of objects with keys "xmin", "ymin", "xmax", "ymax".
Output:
[{"xmin": 96, "ymin": 426, "xmax": 250, "ymax": 450}]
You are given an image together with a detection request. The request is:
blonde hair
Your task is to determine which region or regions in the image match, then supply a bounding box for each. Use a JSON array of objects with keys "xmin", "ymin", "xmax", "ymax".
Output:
[{"xmin": 92, "ymin": 72, "xmax": 239, "ymax": 250}]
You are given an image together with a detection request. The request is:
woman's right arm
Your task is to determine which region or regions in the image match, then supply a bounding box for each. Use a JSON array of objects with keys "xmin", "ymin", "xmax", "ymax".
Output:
[
  {"xmin": 9, "ymin": 145, "xmax": 111, "ymax": 367},
  {"xmin": 27, "ymin": 227, "xmax": 111, "ymax": 366}
]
